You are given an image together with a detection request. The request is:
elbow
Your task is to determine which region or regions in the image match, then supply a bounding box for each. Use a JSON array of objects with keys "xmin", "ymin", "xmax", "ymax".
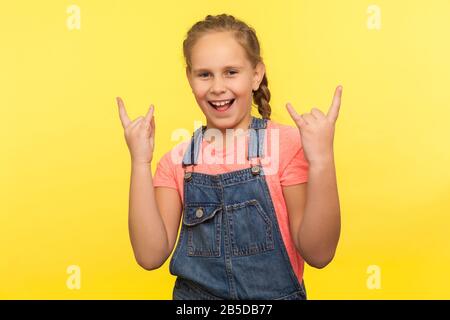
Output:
[
  {"xmin": 305, "ymin": 251, "xmax": 336, "ymax": 269},
  {"xmin": 131, "ymin": 242, "xmax": 170, "ymax": 271},
  {"xmin": 134, "ymin": 252, "xmax": 168, "ymax": 271},
  {"xmin": 307, "ymin": 257, "xmax": 332, "ymax": 269},
  {"xmin": 137, "ymin": 260, "xmax": 162, "ymax": 271},
  {"xmin": 296, "ymin": 232, "xmax": 339, "ymax": 269},
  {"xmin": 298, "ymin": 243, "xmax": 336, "ymax": 269}
]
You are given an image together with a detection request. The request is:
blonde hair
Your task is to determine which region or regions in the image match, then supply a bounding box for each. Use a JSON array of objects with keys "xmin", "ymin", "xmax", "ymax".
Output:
[{"xmin": 183, "ymin": 14, "xmax": 271, "ymax": 120}]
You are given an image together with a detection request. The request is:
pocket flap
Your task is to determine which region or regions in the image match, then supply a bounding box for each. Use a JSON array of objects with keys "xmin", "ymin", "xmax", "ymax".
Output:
[{"xmin": 183, "ymin": 204, "xmax": 222, "ymax": 226}]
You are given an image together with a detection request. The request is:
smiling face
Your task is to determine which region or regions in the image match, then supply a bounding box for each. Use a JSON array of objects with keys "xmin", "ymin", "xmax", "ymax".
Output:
[{"xmin": 186, "ymin": 31, "xmax": 265, "ymax": 133}]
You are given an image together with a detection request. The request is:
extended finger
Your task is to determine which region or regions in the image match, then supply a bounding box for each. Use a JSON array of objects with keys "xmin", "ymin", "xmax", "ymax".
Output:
[
  {"xmin": 117, "ymin": 97, "xmax": 131, "ymax": 129},
  {"xmin": 327, "ymin": 85, "xmax": 342, "ymax": 122},
  {"xmin": 144, "ymin": 105, "xmax": 154, "ymax": 128},
  {"xmin": 150, "ymin": 112, "xmax": 155, "ymax": 131},
  {"xmin": 150, "ymin": 114, "xmax": 155, "ymax": 138}
]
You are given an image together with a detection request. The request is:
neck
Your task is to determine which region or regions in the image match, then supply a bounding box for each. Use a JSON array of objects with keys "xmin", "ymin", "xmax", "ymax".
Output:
[{"xmin": 205, "ymin": 114, "xmax": 253, "ymax": 147}]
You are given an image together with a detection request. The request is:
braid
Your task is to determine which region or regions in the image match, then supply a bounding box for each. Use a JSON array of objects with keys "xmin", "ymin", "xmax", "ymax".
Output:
[{"xmin": 252, "ymin": 74, "xmax": 271, "ymax": 120}]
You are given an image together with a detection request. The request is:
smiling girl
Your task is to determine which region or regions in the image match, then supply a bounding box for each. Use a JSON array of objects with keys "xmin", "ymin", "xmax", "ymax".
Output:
[{"xmin": 117, "ymin": 14, "xmax": 342, "ymax": 300}]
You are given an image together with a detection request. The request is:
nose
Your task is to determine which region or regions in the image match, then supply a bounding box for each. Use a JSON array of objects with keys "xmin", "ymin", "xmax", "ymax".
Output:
[{"xmin": 209, "ymin": 77, "xmax": 227, "ymax": 95}]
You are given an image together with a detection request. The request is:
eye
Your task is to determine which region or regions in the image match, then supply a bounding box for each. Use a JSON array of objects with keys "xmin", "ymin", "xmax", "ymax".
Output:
[
  {"xmin": 198, "ymin": 72, "xmax": 210, "ymax": 78},
  {"xmin": 227, "ymin": 70, "xmax": 238, "ymax": 75}
]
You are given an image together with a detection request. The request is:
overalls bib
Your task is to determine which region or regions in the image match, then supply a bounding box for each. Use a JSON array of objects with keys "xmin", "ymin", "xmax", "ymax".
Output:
[{"xmin": 170, "ymin": 116, "xmax": 307, "ymax": 300}]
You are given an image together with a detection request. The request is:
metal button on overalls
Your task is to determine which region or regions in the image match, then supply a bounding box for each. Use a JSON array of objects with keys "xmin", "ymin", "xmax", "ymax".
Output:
[
  {"xmin": 251, "ymin": 165, "xmax": 260, "ymax": 175},
  {"xmin": 195, "ymin": 208, "xmax": 204, "ymax": 218}
]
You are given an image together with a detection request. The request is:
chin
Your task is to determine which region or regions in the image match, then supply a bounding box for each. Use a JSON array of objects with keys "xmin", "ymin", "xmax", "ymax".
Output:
[{"xmin": 208, "ymin": 116, "xmax": 235, "ymax": 129}]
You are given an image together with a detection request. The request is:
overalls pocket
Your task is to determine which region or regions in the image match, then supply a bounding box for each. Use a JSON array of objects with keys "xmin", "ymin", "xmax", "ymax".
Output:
[
  {"xmin": 226, "ymin": 199, "xmax": 275, "ymax": 256},
  {"xmin": 183, "ymin": 203, "xmax": 222, "ymax": 257}
]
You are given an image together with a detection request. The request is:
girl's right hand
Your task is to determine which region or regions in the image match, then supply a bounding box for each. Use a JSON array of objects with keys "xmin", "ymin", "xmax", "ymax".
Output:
[{"xmin": 116, "ymin": 97, "xmax": 156, "ymax": 164}]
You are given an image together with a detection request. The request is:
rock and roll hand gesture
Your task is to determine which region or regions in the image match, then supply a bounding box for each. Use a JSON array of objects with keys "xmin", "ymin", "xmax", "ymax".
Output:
[
  {"xmin": 285, "ymin": 85, "xmax": 343, "ymax": 165},
  {"xmin": 117, "ymin": 97, "xmax": 155, "ymax": 165}
]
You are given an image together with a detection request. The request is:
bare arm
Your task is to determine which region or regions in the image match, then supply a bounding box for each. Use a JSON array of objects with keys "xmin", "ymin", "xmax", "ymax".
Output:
[
  {"xmin": 128, "ymin": 163, "xmax": 169, "ymax": 270},
  {"xmin": 284, "ymin": 86, "xmax": 343, "ymax": 268},
  {"xmin": 283, "ymin": 160, "xmax": 341, "ymax": 269},
  {"xmin": 128, "ymin": 163, "xmax": 182, "ymax": 270},
  {"xmin": 117, "ymin": 97, "xmax": 182, "ymax": 270}
]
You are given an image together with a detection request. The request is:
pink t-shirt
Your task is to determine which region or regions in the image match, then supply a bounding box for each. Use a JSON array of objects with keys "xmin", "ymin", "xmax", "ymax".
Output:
[{"xmin": 153, "ymin": 119, "xmax": 309, "ymax": 284}]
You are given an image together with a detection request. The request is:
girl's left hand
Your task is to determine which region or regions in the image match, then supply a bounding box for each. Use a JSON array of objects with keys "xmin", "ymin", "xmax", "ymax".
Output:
[{"xmin": 285, "ymin": 85, "xmax": 342, "ymax": 165}]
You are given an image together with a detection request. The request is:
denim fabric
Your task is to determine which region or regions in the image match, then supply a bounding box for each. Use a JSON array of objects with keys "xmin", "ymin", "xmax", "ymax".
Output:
[{"xmin": 170, "ymin": 116, "xmax": 307, "ymax": 300}]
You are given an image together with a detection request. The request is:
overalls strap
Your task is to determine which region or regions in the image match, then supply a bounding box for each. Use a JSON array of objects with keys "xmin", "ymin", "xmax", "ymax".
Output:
[{"xmin": 181, "ymin": 116, "xmax": 267, "ymax": 167}]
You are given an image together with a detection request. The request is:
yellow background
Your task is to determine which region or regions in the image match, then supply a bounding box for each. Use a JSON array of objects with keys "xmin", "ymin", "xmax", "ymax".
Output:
[{"xmin": 1, "ymin": 0, "xmax": 449, "ymax": 299}]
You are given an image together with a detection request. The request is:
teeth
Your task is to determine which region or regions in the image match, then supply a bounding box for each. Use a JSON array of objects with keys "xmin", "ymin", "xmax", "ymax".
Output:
[{"xmin": 210, "ymin": 99, "xmax": 232, "ymax": 106}]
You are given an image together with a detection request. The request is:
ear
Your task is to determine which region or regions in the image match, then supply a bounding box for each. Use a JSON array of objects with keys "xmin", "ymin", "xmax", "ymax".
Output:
[{"xmin": 252, "ymin": 62, "xmax": 266, "ymax": 91}]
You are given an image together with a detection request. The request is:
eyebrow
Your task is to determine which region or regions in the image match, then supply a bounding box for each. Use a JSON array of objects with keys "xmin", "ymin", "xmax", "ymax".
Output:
[{"xmin": 192, "ymin": 65, "xmax": 244, "ymax": 73}]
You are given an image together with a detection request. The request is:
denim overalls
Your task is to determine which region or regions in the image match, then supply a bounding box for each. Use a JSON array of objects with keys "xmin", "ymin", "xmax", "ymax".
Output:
[{"xmin": 170, "ymin": 116, "xmax": 307, "ymax": 300}]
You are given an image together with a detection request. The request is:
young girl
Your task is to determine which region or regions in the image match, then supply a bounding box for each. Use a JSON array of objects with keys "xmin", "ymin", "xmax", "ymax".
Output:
[{"xmin": 117, "ymin": 14, "xmax": 342, "ymax": 300}]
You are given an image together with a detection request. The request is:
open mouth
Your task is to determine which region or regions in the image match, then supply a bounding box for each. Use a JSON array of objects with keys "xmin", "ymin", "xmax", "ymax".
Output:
[{"xmin": 208, "ymin": 99, "xmax": 236, "ymax": 113}]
